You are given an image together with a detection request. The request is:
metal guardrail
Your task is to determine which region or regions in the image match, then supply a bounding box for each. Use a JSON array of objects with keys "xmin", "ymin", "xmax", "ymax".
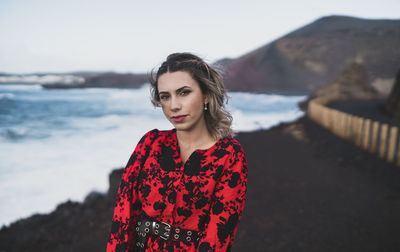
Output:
[{"xmin": 308, "ymin": 100, "xmax": 400, "ymax": 167}]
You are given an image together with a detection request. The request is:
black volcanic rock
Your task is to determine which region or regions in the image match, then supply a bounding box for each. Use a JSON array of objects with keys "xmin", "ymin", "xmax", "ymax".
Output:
[
  {"xmin": 108, "ymin": 168, "xmax": 124, "ymax": 199},
  {"xmin": 83, "ymin": 72, "xmax": 148, "ymax": 88},
  {"xmin": 299, "ymin": 62, "xmax": 379, "ymax": 110},
  {"xmin": 221, "ymin": 15, "xmax": 400, "ymax": 94},
  {"xmin": 385, "ymin": 69, "xmax": 400, "ymax": 120},
  {"xmin": 42, "ymin": 72, "xmax": 148, "ymax": 89},
  {"xmin": 312, "ymin": 63, "xmax": 377, "ymax": 102}
]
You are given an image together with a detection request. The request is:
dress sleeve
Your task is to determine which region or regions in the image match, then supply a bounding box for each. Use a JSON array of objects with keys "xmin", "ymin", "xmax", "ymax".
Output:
[
  {"xmin": 106, "ymin": 130, "xmax": 155, "ymax": 252},
  {"xmin": 197, "ymin": 146, "xmax": 248, "ymax": 252}
]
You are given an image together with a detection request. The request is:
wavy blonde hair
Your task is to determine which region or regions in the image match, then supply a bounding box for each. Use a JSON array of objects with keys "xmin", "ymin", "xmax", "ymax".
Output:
[{"xmin": 148, "ymin": 52, "xmax": 234, "ymax": 140}]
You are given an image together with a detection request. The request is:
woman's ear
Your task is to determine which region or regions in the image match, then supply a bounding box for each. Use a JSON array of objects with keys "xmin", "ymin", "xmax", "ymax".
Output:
[{"xmin": 204, "ymin": 94, "xmax": 209, "ymax": 104}]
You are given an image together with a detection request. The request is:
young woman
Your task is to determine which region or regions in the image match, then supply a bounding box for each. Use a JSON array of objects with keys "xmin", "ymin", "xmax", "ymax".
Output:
[{"xmin": 106, "ymin": 53, "xmax": 248, "ymax": 252}]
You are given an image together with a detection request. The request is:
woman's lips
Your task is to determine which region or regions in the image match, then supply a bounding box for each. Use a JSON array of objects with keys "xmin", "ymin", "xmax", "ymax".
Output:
[{"xmin": 172, "ymin": 115, "xmax": 187, "ymax": 123}]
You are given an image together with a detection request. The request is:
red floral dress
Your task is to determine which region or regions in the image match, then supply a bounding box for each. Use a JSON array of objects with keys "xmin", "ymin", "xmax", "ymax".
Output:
[{"xmin": 106, "ymin": 128, "xmax": 248, "ymax": 252}]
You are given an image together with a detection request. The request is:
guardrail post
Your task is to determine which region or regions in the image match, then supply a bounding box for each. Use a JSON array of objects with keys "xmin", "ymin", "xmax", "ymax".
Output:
[
  {"xmin": 356, "ymin": 117, "xmax": 364, "ymax": 147},
  {"xmin": 344, "ymin": 114, "xmax": 351, "ymax": 139},
  {"xmin": 370, "ymin": 121, "xmax": 380, "ymax": 154},
  {"xmin": 362, "ymin": 119, "xmax": 371, "ymax": 151},
  {"xmin": 387, "ymin": 126, "xmax": 398, "ymax": 163},
  {"xmin": 379, "ymin": 124, "xmax": 389, "ymax": 159}
]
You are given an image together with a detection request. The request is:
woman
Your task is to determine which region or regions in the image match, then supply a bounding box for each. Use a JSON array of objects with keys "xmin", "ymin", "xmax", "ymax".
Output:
[{"xmin": 106, "ymin": 53, "xmax": 248, "ymax": 252}]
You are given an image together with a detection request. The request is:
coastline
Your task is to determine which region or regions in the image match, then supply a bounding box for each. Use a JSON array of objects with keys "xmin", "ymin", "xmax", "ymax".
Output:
[{"xmin": 1, "ymin": 115, "xmax": 400, "ymax": 251}]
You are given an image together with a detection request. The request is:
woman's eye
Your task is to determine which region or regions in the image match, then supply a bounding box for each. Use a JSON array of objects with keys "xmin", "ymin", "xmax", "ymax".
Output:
[
  {"xmin": 160, "ymin": 95, "xmax": 169, "ymax": 100},
  {"xmin": 180, "ymin": 90, "xmax": 190, "ymax": 95}
]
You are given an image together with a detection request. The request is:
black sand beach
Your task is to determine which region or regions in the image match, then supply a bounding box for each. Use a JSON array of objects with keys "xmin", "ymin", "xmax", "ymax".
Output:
[
  {"xmin": 234, "ymin": 116, "xmax": 400, "ymax": 251},
  {"xmin": 1, "ymin": 114, "xmax": 400, "ymax": 251}
]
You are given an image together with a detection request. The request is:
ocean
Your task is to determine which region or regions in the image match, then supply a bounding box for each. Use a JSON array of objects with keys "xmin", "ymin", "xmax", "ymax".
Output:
[{"xmin": 0, "ymin": 83, "xmax": 305, "ymax": 227}]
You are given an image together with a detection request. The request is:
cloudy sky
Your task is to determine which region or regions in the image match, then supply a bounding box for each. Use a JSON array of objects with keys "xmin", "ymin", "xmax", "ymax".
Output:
[{"xmin": 0, "ymin": 0, "xmax": 399, "ymax": 74}]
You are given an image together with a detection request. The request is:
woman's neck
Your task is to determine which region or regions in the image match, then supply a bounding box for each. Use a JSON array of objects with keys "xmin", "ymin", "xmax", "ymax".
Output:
[{"xmin": 176, "ymin": 125, "xmax": 215, "ymax": 150}]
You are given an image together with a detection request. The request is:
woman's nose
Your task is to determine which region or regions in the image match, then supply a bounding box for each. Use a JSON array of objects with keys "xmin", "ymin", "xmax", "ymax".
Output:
[{"xmin": 170, "ymin": 96, "xmax": 181, "ymax": 110}]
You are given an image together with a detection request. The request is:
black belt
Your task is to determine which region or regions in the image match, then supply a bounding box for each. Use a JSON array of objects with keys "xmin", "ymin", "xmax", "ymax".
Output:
[{"xmin": 135, "ymin": 214, "xmax": 202, "ymax": 250}]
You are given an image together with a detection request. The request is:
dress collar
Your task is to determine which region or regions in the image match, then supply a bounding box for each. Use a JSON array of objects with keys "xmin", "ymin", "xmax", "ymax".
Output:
[{"xmin": 170, "ymin": 128, "xmax": 225, "ymax": 154}]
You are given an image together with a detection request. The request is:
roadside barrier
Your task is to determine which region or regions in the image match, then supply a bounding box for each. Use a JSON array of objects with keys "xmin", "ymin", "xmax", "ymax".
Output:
[{"xmin": 308, "ymin": 99, "xmax": 400, "ymax": 167}]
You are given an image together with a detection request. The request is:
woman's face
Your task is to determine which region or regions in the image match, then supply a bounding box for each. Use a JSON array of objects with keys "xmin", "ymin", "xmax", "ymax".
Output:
[{"xmin": 157, "ymin": 71, "xmax": 208, "ymax": 132}]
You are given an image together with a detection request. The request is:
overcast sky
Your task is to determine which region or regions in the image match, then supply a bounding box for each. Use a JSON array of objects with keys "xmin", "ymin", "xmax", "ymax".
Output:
[{"xmin": 0, "ymin": 0, "xmax": 399, "ymax": 74}]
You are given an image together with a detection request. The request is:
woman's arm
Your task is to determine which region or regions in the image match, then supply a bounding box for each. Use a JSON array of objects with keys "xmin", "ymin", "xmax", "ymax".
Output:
[
  {"xmin": 197, "ymin": 147, "xmax": 248, "ymax": 252},
  {"xmin": 106, "ymin": 130, "xmax": 155, "ymax": 252}
]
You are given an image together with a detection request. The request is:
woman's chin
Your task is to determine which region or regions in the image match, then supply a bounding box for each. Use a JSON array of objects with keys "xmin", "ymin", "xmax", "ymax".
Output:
[
  {"xmin": 173, "ymin": 125, "xmax": 186, "ymax": 131},
  {"xmin": 172, "ymin": 123, "xmax": 194, "ymax": 132}
]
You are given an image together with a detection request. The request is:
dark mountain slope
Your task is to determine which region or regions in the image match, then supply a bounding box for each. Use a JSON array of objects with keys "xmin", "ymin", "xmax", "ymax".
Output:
[{"xmin": 222, "ymin": 15, "xmax": 400, "ymax": 94}]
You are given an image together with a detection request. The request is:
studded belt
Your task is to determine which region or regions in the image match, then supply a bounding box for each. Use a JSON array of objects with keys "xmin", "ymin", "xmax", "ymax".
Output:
[{"xmin": 135, "ymin": 214, "xmax": 202, "ymax": 251}]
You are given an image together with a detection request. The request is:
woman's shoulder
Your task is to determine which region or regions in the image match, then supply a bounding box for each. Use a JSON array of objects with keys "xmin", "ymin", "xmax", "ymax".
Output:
[
  {"xmin": 144, "ymin": 128, "xmax": 175, "ymax": 137},
  {"xmin": 138, "ymin": 128, "xmax": 174, "ymax": 144},
  {"xmin": 218, "ymin": 136, "xmax": 247, "ymax": 172},
  {"xmin": 220, "ymin": 135, "xmax": 246, "ymax": 157}
]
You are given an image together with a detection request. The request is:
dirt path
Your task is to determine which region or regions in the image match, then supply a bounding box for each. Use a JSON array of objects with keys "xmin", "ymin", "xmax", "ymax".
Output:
[{"xmin": 233, "ymin": 116, "xmax": 400, "ymax": 252}]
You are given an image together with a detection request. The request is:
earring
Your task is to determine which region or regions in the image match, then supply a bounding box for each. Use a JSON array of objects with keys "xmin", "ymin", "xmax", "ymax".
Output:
[{"xmin": 204, "ymin": 103, "xmax": 208, "ymax": 111}]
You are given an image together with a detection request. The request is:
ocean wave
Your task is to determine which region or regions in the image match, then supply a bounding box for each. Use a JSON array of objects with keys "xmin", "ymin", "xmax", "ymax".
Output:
[
  {"xmin": 0, "ymin": 75, "xmax": 84, "ymax": 84},
  {"xmin": 232, "ymin": 109, "xmax": 304, "ymax": 131},
  {"xmin": 0, "ymin": 128, "xmax": 28, "ymax": 140},
  {"xmin": 228, "ymin": 92, "xmax": 306, "ymax": 105},
  {"xmin": 227, "ymin": 93, "xmax": 305, "ymax": 114},
  {"xmin": 0, "ymin": 93, "xmax": 15, "ymax": 100},
  {"xmin": 0, "ymin": 84, "xmax": 42, "ymax": 91},
  {"xmin": 0, "ymin": 127, "xmax": 50, "ymax": 141},
  {"xmin": 106, "ymin": 84, "xmax": 150, "ymax": 100}
]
